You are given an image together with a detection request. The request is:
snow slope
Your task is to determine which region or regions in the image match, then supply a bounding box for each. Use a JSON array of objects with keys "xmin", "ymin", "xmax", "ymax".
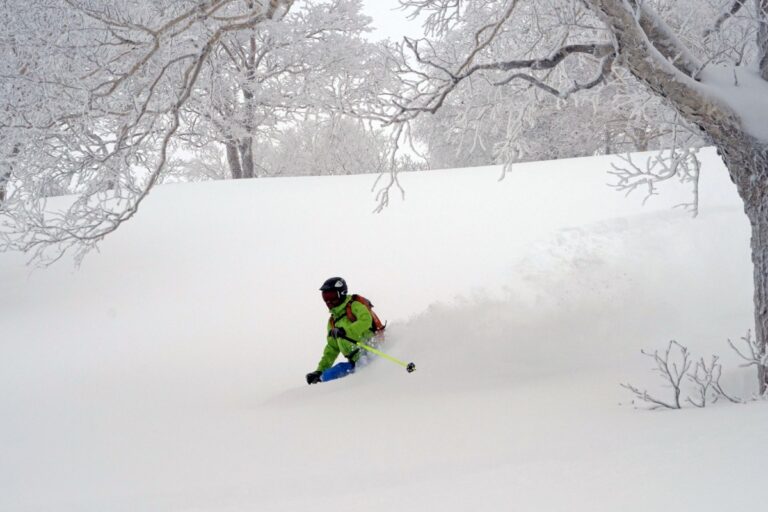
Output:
[{"xmin": 1, "ymin": 148, "xmax": 766, "ymax": 511}]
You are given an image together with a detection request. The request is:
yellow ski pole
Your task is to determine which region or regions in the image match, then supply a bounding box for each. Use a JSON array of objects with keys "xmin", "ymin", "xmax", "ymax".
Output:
[{"xmin": 340, "ymin": 335, "xmax": 416, "ymax": 373}]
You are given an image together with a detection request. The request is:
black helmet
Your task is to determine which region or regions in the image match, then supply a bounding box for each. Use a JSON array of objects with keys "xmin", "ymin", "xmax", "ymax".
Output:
[
  {"xmin": 320, "ymin": 277, "xmax": 348, "ymax": 294},
  {"xmin": 320, "ymin": 277, "xmax": 348, "ymax": 308}
]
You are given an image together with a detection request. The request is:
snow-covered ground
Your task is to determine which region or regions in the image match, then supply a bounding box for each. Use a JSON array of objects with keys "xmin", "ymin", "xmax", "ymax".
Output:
[{"xmin": 1, "ymin": 148, "xmax": 766, "ymax": 511}]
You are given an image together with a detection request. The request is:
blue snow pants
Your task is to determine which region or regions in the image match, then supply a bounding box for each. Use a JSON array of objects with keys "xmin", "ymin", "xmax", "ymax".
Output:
[
  {"xmin": 320, "ymin": 361, "xmax": 355, "ymax": 382},
  {"xmin": 320, "ymin": 351, "xmax": 375, "ymax": 382}
]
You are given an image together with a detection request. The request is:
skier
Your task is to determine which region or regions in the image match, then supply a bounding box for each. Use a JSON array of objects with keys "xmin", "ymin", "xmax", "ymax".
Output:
[{"xmin": 305, "ymin": 277, "xmax": 385, "ymax": 385}]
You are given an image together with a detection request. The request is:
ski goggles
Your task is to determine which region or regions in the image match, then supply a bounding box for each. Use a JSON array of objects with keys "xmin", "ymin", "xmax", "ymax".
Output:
[
  {"xmin": 323, "ymin": 290, "xmax": 339, "ymax": 302},
  {"xmin": 322, "ymin": 290, "xmax": 342, "ymax": 305}
]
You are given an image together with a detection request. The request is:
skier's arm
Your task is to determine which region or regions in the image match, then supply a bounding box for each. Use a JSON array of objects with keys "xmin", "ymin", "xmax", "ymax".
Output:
[{"xmin": 316, "ymin": 337, "xmax": 340, "ymax": 372}]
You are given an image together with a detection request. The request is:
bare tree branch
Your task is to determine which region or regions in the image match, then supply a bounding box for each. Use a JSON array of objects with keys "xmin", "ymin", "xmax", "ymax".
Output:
[
  {"xmin": 622, "ymin": 340, "xmax": 692, "ymax": 410},
  {"xmin": 608, "ymin": 146, "xmax": 701, "ymax": 215},
  {"xmin": 388, "ymin": 41, "xmax": 615, "ymax": 123}
]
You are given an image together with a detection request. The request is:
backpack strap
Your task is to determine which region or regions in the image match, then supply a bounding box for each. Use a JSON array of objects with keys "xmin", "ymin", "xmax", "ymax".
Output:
[
  {"xmin": 329, "ymin": 295, "xmax": 386, "ymax": 333},
  {"xmin": 329, "ymin": 311, "xmax": 347, "ymax": 329},
  {"xmin": 351, "ymin": 294, "xmax": 386, "ymax": 333},
  {"xmin": 345, "ymin": 300, "xmax": 357, "ymax": 323}
]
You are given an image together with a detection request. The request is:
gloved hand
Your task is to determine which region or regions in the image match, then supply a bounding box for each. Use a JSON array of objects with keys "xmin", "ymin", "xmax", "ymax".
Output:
[
  {"xmin": 329, "ymin": 327, "xmax": 346, "ymax": 339},
  {"xmin": 306, "ymin": 370, "xmax": 322, "ymax": 385}
]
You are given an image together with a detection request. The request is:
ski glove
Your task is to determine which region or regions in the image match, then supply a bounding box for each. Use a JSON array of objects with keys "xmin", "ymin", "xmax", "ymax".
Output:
[
  {"xmin": 306, "ymin": 371, "xmax": 322, "ymax": 385},
  {"xmin": 329, "ymin": 327, "xmax": 346, "ymax": 339}
]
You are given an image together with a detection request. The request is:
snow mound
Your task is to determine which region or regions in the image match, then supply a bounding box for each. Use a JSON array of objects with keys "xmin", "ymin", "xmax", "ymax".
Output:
[{"xmin": 1, "ymin": 148, "xmax": 766, "ymax": 512}]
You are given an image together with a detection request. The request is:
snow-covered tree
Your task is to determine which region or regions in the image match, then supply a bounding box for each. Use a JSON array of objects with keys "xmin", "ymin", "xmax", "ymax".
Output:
[
  {"xmin": 176, "ymin": 0, "xmax": 387, "ymax": 180},
  {"xmin": 408, "ymin": 31, "xmax": 700, "ymax": 168},
  {"xmin": 386, "ymin": 0, "xmax": 768, "ymax": 393},
  {"xmin": 0, "ymin": 0, "xmax": 394, "ymax": 262},
  {"xmin": 0, "ymin": 145, "xmax": 15, "ymax": 205},
  {"xmin": 247, "ymin": 115, "xmax": 412, "ymax": 176},
  {"xmin": 162, "ymin": 113, "xmax": 421, "ymax": 181},
  {"xmin": 412, "ymin": 78, "xmax": 696, "ymax": 169}
]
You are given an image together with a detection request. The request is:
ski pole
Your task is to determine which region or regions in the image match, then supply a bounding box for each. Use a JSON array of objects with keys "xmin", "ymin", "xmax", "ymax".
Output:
[{"xmin": 338, "ymin": 334, "xmax": 416, "ymax": 373}]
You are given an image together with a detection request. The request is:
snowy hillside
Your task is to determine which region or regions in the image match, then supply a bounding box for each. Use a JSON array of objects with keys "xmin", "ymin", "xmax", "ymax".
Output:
[{"xmin": 1, "ymin": 148, "xmax": 766, "ymax": 512}]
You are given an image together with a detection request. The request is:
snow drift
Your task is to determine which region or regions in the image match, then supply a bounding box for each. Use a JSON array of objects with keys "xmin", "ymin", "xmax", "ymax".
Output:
[{"xmin": 1, "ymin": 148, "xmax": 766, "ymax": 512}]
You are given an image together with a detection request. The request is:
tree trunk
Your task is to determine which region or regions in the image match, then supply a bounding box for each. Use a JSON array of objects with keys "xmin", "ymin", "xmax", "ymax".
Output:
[
  {"xmin": 588, "ymin": 0, "xmax": 768, "ymax": 393},
  {"xmin": 731, "ymin": 5, "xmax": 768, "ymax": 393},
  {"xmin": 0, "ymin": 171, "xmax": 8, "ymax": 204},
  {"xmin": 759, "ymin": 0, "xmax": 768, "ymax": 80},
  {"xmin": 239, "ymin": 137, "xmax": 254, "ymax": 178},
  {"xmin": 1, "ymin": 145, "xmax": 19, "ymax": 205},
  {"xmin": 633, "ymin": 127, "xmax": 649, "ymax": 152},
  {"xmin": 239, "ymin": 31, "xmax": 257, "ymax": 180},
  {"xmin": 603, "ymin": 127, "xmax": 613, "ymax": 155},
  {"xmin": 748, "ymin": 202, "xmax": 768, "ymax": 394},
  {"xmin": 717, "ymin": 140, "xmax": 768, "ymax": 394},
  {"xmin": 225, "ymin": 140, "xmax": 243, "ymax": 180}
]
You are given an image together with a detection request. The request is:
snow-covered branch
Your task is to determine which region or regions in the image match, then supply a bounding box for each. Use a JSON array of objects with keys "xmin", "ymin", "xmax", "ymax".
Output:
[
  {"xmin": 623, "ymin": 339, "xmax": 742, "ymax": 410},
  {"xmin": 388, "ymin": 39, "xmax": 615, "ymax": 124},
  {"xmin": 686, "ymin": 355, "xmax": 741, "ymax": 407},
  {"xmin": 398, "ymin": 0, "xmax": 462, "ymax": 37},
  {"xmin": 728, "ymin": 330, "xmax": 768, "ymax": 398},
  {"xmin": 705, "ymin": 0, "xmax": 746, "ymax": 37},
  {"xmin": 728, "ymin": 330, "xmax": 768, "ymax": 369},
  {"xmin": 609, "ymin": 146, "xmax": 701, "ymax": 216},
  {"xmin": 622, "ymin": 340, "xmax": 692, "ymax": 410},
  {"xmin": 586, "ymin": 0, "xmax": 742, "ymax": 139}
]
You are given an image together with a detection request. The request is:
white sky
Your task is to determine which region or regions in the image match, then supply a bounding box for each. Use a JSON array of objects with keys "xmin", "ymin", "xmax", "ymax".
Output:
[{"xmin": 361, "ymin": 0, "xmax": 424, "ymax": 41}]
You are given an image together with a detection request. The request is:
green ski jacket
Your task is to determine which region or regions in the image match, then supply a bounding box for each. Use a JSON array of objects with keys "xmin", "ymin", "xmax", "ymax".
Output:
[{"xmin": 316, "ymin": 296, "xmax": 374, "ymax": 372}]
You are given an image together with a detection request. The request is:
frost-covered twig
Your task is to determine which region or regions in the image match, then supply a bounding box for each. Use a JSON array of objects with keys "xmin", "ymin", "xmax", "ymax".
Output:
[
  {"xmin": 686, "ymin": 356, "xmax": 717, "ymax": 408},
  {"xmin": 727, "ymin": 330, "xmax": 768, "ymax": 368},
  {"xmin": 399, "ymin": 0, "xmax": 462, "ymax": 37},
  {"xmin": 624, "ymin": 337, "xmax": 747, "ymax": 410},
  {"xmin": 728, "ymin": 330, "xmax": 768, "ymax": 398},
  {"xmin": 622, "ymin": 340, "xmax": 692, "ymax": 409},
  {"xmin": 373, "ymin": 122, "xmax": 407, "ymax": 212},
  {"xmin": 686, "ymin": 355, "xmax": 741, "ymax": 407},
  {"xmin": 608, "ymin": 146, "xmax": 701, "ymax": 216},
  {"xmin": 621, "ymin": 382, "xmax": 681, "ymax": 410}
]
